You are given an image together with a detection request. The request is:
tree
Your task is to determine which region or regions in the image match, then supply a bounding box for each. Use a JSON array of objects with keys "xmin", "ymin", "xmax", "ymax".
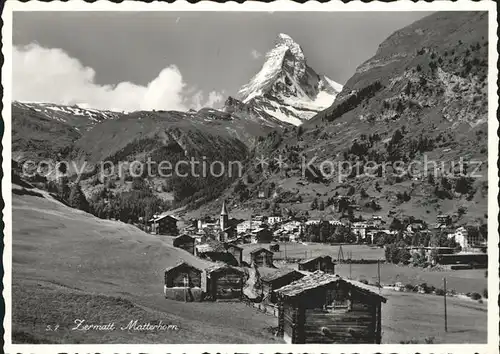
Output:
[
  {"xmin": 390, "ymin": 218, "xmax": 404, "ymax": 231},
  {"xmin": 297, "ymin": 126, "xmax": 304, "ymax": 137},
  {"xmin": 310, "ymin": 198, "xmax": 318, "ymax": 210},
  {"xmin": 68, "ymin": 183, "xmax": 90, "ymax": 212}
]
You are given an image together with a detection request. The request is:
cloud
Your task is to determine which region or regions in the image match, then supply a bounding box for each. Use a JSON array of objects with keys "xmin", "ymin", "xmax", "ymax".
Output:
[
  {"xmin": 250, "ymin": 49, "xmax": 262, "ymax": 60},
  {"xmin": 190, "ymin": 90, "xmax": 225, "ymax": 111},
  {"xmin": 13, "ymin": 43, "xmax": 223, "ymax": 112}
]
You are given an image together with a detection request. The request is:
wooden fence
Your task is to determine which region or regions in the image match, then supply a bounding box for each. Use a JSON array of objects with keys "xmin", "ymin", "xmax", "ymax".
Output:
[{"xmin": 244, "ymin": 299, "xmax": 279, "ymax": 317}]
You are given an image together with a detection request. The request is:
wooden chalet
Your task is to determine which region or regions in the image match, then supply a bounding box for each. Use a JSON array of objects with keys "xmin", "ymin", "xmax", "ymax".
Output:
[
  {"xmin": 164, "ymin": 262, "xmax": 205, "ymax": 302},
  {"xmin": 173, "ymin": 234, "xmax": 195, "ymax": 255},
  {"xmin": 250, "ymin": 247, "xmax": 274, "ymax": 267},
  {"xmin": 275, "ymin": 271, "xmax": 387, "ymax": 344},
  {"xmin": 261, "ymin": 268, "xmax": 305, "ymax": 303},
  {"xmin": 224, "ymin": 242, "xmax": 243, "ymax": 266},
  {"xmin": 195, "ymin": 240, "xmax": 239, "ymax": 266},
  {"xmin": 270, "ymin": 243, "xmax": 280, "ymax": 252},
  {"xmin": 298, "ymin": 255, "xmax": 335, "ymax": 274},
  {"xmin": 149, "ymin": 214, "xmax": 178, "ymax": 235},
  {"xmin": 251, "ymin": 228, "xmax": 273, "ymax": 243},
  {"xmin": 205, "ymin": 264, "xmax": 244, "ymax": 301}
]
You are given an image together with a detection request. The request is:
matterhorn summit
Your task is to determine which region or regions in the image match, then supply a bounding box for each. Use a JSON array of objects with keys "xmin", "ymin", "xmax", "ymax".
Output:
[{"xmin": 232, "ymin": 33, "xmax": 343, "ymax": 126}]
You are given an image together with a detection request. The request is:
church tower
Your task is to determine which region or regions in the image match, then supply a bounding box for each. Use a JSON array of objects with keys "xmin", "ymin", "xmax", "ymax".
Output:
[{"xmin": 220, "ymin": 200, "xmax": 229, "ymax": 231}]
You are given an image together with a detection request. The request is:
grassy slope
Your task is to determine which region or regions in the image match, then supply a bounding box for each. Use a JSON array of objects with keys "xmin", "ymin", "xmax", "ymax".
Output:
[
  {"xmin": 11, "ymin": 187, "xmax": 279, "ymax": 344},
  {"xmin": 380, "ymin": 289, "xmax": 487, "ymax": 343},
  {"xmin": 12, "ymin": 105, "xmax": 82, "ymax": 161}
]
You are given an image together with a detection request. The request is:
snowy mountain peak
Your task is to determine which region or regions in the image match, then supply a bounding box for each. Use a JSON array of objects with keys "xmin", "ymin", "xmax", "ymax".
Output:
[
  {"xmin": 275, "ymin": 33, "xmax": 305, "ymax": 61},
  {"xmin": 235, "ymin": 34, "xmax": 343, "ymax": 126}
]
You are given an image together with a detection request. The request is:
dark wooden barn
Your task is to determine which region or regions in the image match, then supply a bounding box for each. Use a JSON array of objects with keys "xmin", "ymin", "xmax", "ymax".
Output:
[
  {"xmin": 164, "ymin": 262, "xmax": 205, "ymax": 302},
  {"xmin": 275, "ymin": 271, "xmax": 387, "ymax": 344},
  {"xmin": 261, "ymin": 268, "xmax": 305, "ymax": 303},
  {"xmin": 173, "ymin": 234, "xmax": 195, "ymax": 254},
  {"xmin": 270, "ymin": 244, "xmax": 280, "ymax": 252},
  {"xmin": 149, "ymin": 214, "xmax": 178, "ymax": 235},
  {"xmin": 250, "ymin": 247, "xmax": 274, "ymax": 267},
  {"xmin": 298, "ymin": 256, "xmax": 335, "ymax": 273},
  {"xmin": 205, "ymin": 264, "xmax": 244, "ymax": 301},
  {"xmin": 251, "ymin": 228, "xmax": 273, "ymax": 243},
  {"xmin": 224, "ymin": 242, "xmax": 243, "ymax": 266},
  {"xmin": 195, "ymin": 240, "xmax": 239, "ymax": 266}
]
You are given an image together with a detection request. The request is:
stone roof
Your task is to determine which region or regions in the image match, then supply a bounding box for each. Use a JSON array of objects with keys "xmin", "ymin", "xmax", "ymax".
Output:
[
  {"xmin": 276, "ymin": 271, "xmax": 386, "ymax": 302},
  {"xmin": 195, "ymin": 239, "xmax": 226, "ymax": 253},
  {"xmin": 260, "ymin": 268, "xmax": 303, "ymax": 283},
  {"xmin": 250, "ymin": 247, "xmax": 274, "ymax": 255},
  {"xmin": 299, "ymin": 255, "xmax": 333, "ymax": 265}
]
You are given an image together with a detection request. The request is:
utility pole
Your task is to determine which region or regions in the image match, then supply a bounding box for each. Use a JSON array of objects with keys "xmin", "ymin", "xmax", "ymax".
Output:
[
  {"xmin": 377, "ymin": 259, "xmax": 381, "ymax": 293},
  {"xmin": 338, "ymin": 244, "xmax": 345, "ymax": 263},
  {"xmin": 444, "ymin": 277, "xmax": 448, "ymax": 332},
  {"xmin": 349, "ymin": 251, "xmax": 352, "ymax": 279}
]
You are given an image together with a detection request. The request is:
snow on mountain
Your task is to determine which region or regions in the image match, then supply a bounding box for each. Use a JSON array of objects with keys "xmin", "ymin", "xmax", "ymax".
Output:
[
  {"xmin": 13, "ymin": 101, "xmax": 122, "ymax": 131},
  {"xmin": 235, "ymin": 33, "xmax": 343, "ymax": 126}
]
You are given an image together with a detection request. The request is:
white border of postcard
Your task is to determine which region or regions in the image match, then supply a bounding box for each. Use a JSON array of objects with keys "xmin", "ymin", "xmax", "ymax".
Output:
[{"xmin": 2, "ymin": 0, "xmax": 499, "ymax": 353}]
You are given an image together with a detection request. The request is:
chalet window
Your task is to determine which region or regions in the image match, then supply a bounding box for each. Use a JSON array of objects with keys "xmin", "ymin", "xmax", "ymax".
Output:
[{"xmin": 325, "ymin": 289, "xmax": 352, "ymax": 311}]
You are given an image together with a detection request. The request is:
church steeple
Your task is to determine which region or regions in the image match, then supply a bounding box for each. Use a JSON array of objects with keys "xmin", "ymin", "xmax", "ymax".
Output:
[
  {"xmin": 221, "ymin": 200, "xmax": 228, "ymax": 216},
  {"xmin": 220, "ymin": 200, "xmax": 229, "ymax": 233}
]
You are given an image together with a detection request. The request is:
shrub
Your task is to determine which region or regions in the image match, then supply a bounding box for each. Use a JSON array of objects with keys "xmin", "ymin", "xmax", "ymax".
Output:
[
  {"xmin": 483, "ymin": 288, "xmax": 488, "ymax": 299},
  {"xmin": 469, "ymin": 292, "xmax": 482, "ymax": 300},
  {"xmin": 424, "ymin": 336, "xmax": 435, "ymax": 344},
  {"xmin": 435, "ymin": 288, "xmax": 445, "ymax": 296},
  {"xmin": 404, "ymin": 283, "xmax": 416, "ymax": 292}
]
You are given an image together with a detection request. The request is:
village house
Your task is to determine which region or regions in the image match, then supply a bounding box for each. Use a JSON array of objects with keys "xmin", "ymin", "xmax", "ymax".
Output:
[
  {"xmin": 149, "ymin": 214, "xmax": 178, "ymax": 235},
  {"xmin": 370, "ymin": 216, "xmax": 384, "ymax": 228},
  {"xmin": 275, "ymin": 271, "xmax": 387, "ymax": 344},
  {"xmin": 328, "ymin": 219, "xmax": 344, "ymax": 226},
  {"xmin": 351, "ymin": 222, "xmax": 368, "ymax": 243},
  {"xmin": 447, "ymin": 226, "xmax": 475, "ymax": 249},
  {"xmin": 205, "ymin": 264, "xmax": 244, "ymax": 301},
  {"xmin": 251, "ymin": 228, "xmax": 273, "ymax": 243},
  {"xmin": 237, "ymin": 220, "xmax": 264, "ymax": 234},
  {"xmin": 233, "ymin": 233, "xmax": 252, "ymax": 244},
  {"xmin": 173, "ymin": 234, "xmax": 195, "ymax": 255},
  {"xmin": 298, "ymin": 256, "xmax": 335, "ymax": 274},
  {"xmin": 250, "ymin": 247, "xmax": 274, "ymax": 267},
  {"xmin": 224, "ymin": 243, "xmax": 243, "ymax": 266},
  {"xmin": 254, "ymin": 215, "xmax": 265, "ymax": 222},
  {"xmin": 261, "ymin": 268, "xmax": 305, "ymax": 303},
  {"xmin": 268, "ymin": 215, "xmax": 283, "ymax": 225},
  {"xmin": 406, "ymin": 221, "xmax": 426, "ymax": 233},
  {"xmin": 197, "ymin": 217, "xmax": 218, "ymax": 231},
  {"xmin": 195, "ymin": 240, "xmax": 239, "ymax": 266},
  {"xmin": 164, "ymin": 262, "xmax": 204, "ymax": 302},
  {"xmin": 282, "ymin": 220, "xmax": 303, "ymax": 233},
  {"xmin": 436, "ymin": 214, "xmax": 452, "ymax": 226}
]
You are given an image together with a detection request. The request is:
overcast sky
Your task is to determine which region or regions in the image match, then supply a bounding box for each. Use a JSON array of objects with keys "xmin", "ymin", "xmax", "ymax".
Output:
[{"xmin": 13, "ymin": 11, "xmax": 432, "ymax": 112}]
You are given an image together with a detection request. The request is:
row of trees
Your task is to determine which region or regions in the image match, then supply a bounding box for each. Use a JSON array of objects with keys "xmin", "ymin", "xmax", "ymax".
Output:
[{"xmin": 303, "ymin": 221, "xmax": 357, "ymax": 244}]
